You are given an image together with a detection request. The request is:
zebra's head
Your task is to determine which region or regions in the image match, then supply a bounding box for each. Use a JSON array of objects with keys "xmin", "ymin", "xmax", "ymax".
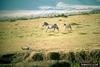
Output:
[
  {"xmin": 64, "ymin": 24, "xmax": 66, "ymax": 26},
  {"xmin": 42, "ymin": 22, "xmax": 48, "ymax": 27},
  {"xmin": 54, "ymin": 24, "xmax": 57, "ymax": 26}
]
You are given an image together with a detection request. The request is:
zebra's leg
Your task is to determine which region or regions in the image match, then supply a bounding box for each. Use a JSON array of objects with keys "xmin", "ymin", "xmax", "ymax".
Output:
[
  {"xmin": 70, "ymin": 25, "xmax": 72, "ymax": 31},
  {"xmin": 69, "ymin": 25, "xmax": 72, "ymax": 32},
  {"xmin": 68, "ymin": 27, "xmax": 72, "ymax": 33},
  {"xmin": 46, "ymin": 27, "xmax": 48, "ymax": 32},
  {"xmin": 57, "ymin": 27, "xmax": 59, "ymax": 32},
  {"xmin": 65, "ymin": 27, "xmax": 67, "ymax": 31},
  {"xmin": 53, "ymin": 28, "xmax": 55, "ymax": 32}
]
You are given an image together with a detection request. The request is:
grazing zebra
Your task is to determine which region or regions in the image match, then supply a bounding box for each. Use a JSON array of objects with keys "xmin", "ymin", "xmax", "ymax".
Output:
[
  {"xmin": 64, "ymin": 23, "xmax": 72, "ymax": 32},
  {"xmin": 42, "ymin": 22, "xmax": 59, "ymax": 32}
]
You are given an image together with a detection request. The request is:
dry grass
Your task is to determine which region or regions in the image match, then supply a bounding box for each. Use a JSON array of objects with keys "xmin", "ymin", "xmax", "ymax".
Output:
[
  {"xmin": 0, "ymin": 49, "xmax": 100, "ymax": 67},
  {"xmin": 0, "ymin": 14, "xmax": 100, "ymax": 55}
]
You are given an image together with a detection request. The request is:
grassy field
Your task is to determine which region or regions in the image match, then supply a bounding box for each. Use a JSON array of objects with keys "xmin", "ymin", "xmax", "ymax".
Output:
[
  {"xmin": 0, "ymin": 14, "xmax": 100, "ymax": 54},
  {"xmin": 0, "ymin": 14, "xmax": 100, "ymax": 67}
]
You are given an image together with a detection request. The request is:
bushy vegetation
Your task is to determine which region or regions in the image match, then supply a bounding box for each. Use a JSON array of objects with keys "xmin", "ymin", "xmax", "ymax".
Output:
[
  {"xmin": 54, "ymin": 14, "xmax": 68, "ymax": 17},
  {"xmin": 0, "ymin": 10, "xmax": 100, "ymax": 22},
  {"xmin": 0, "ymin": 17, "xmax": 33, "ymax": 22}
]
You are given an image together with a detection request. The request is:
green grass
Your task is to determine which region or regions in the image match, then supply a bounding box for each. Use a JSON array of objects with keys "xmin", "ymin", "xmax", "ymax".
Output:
[{"xmin": 0, "ymin": 49, "xmax": 100, "ymax": 67}]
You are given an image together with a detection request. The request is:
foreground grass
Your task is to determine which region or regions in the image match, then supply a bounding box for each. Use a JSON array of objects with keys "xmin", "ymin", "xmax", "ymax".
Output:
[{"xmin": 0, "ymin": 49, "xmax": 100, "ymax": 67}]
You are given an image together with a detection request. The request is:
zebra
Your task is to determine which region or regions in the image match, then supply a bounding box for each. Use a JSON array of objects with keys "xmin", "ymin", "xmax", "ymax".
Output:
[
  {"xmin": 42, "ymin": 22, "xmax": 59, "ymax": 32},
  {"xmin": 63, "ymin": 23, "xmax": 72, "ymax": 32}
]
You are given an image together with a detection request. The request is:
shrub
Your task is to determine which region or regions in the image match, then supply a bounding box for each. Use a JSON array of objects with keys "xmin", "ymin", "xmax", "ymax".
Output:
[
  {"xmin": 18, "ymin": 17, "xmax": 28, "ymax": 20},
  {"xmin": 48, "ymin": 52, "xmax": 60, "ymax": 60},
  {"xmin": 54, "ymin": 14, "xmax": 68, "ymax": 17},
  {"xmin": 9, "ymin": 19, "xmax": 16, "ymax": 22},
  {"xmin": 32, "ymin": 53, "xmax": 44, "ymax": 61},
  {"xmin": 81, "ymin": 12, "xmax": 89, "ymax": 15}
]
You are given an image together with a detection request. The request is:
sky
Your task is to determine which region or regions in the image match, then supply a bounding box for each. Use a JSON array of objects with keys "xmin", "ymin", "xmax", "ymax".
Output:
[{"xmin": 0, "ymin": 0, "xmax": 100, "ymax": 10}]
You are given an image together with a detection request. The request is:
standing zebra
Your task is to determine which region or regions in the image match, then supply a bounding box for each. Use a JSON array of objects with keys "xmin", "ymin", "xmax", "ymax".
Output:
[
  {"xmin": 42, "ymin": 22, "xmax": 59, "ymax": 32},
  {"xmin": 64, "ymin": 23, "xmax": 72, "ymax": 32}
]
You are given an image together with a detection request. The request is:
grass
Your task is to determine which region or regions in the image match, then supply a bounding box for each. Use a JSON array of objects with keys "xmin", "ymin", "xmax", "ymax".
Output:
[
  {"xmin": 79, "ymin": 32, "xmax": 87, "ymax": 35},
  {"xmin": 0, "ymin": 14, "xmax": 100, "ymax": 66},
  {"xmin": 92, "ymin": 32, "xmax": 100, "ymax": 34},
  {"xmin": 0, "ymin": 14, "xmax": 100, "ymax": 53},
  {"xmin": 0, "ymin": 49, "xmax": 100, "ymax": 67}
]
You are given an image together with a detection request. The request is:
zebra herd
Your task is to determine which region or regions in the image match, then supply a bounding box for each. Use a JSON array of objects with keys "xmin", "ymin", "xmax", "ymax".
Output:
[
  {"xmin": 21, "ymin": 22, "xmax": 73, "ymax": 51},
  {"xmin": 42, "ymin": 22, "xmax": 72, "ymax": 32}
]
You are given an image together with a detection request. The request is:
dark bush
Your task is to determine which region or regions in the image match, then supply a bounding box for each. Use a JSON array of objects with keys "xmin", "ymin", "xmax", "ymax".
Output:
[
  {"xmin": 81, "ymin": 12, "xmax": 89, "ymax": 15},
  {"xmin": 9, "ymin": 19, "xmax": 16, "ymax": 22},
  {"xmin": 54, "ymin": 14, "xmax": 68, "ymax": 17},
  {"xmin": 32, "ymin": 53, "xmax": 44, "ymax": 61},
  {"xmin": 48, "ymin": 52, "xmax": 60, "ymax": 60},
  {"xmin": 49, "ymin": 62, "xmax": 71, "ymax": 67},
  {"xmin": 18, "ymin": 17, "xmax": 28, "ymax": 20}
]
